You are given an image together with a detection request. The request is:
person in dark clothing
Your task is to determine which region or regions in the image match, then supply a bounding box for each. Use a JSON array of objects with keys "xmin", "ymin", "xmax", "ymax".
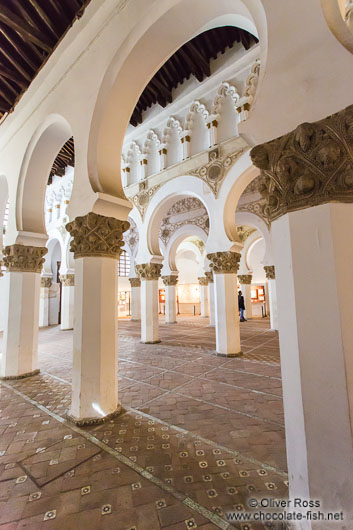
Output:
[{"xmin": 238, "ymin": 290, "xmax": 246, "ymax": 322}]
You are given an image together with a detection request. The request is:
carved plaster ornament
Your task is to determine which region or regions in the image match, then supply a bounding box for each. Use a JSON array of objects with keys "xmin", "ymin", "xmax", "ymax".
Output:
[
  {"xmin": 132, "ymin": 183, "xmax": 160, "ymax": 220},
  {"xmin": 162, "ymin": 275, "xmax": 178, "ymax": 286},
  {"xmin": 236, "ymin": 225, "xmax": 256, "ymax": 242},
  {"xmin": 264, "ymin": 265, "xmax": 275, "ymax": 280},
  {"xmin": 136, "ymin": 263, "xmax": 163, "ymax": 280},
  {"xmin": 238, "ymin": 274, "xmax": 252, "ymax": 285},
  {"xmin": 250, "ymin": 105, "xmax": 353, "ymax": 222},
  {"xmin": 189, "ymin": 146, "xmax": 247, "ymax": 196},
  {"xmin": 207, "ymin": 251, "xmax": 241, "ymax": 274},
  {"xmin": 3, "ymin": 244, "xmax": 48, "ymax": 273},
  {"xmin": 124, "ymin": 217, "xmax": 139, "ymax": 252},
  {"xmin": 159, "ymin": 197, "xmax": 209, "ymax": 246},
  {"xmin": 205, "ymin": 271, "xmax": 214, "ymax": 283},
  {"xmin": 213, "ymin": 82, "xmax": 240, "ymax": 115},
  {"xmin": 60, "ymin": 274, "xmax": 75, "ymax": 287},
  {"xmin": 41, "ymin": 277, "xmax": 52, "ymax": 288},
  {"xmin": 129, "ymin": 277, "xmax": 141, "ymax": 287},
  {"xmin": 198, "ymin": 276, "xmax": 208, "ymax": 286},
  {"xmin": 66, "ymin": 212, "xmax": 129, "ymax": 259},
  {"xmin": 244, "ymin": 58, "xmax": 260, "ymax": 105}
]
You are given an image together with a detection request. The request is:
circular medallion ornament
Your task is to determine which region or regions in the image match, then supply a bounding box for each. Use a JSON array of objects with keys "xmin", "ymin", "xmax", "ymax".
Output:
[
  {"xmin": 207, "ymin": 163, "xmax": 223, "ymax": 182},
  {"xmin": 138, "ymin": 192, "xmax": 149, "ymax": 207}
]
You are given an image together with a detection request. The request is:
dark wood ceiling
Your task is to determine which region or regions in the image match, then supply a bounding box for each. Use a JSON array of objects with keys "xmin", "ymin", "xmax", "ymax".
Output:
[
  {"xmin": 0, "ymin": 0, "xmax": 91, "ymax": 121},
  {"xmin": 49, "ymin": 136, "xmax": 74, "ymax": 184},
  {"xmin": 130, "ymin": 26, "xmax": 258, "ymax": 126}
]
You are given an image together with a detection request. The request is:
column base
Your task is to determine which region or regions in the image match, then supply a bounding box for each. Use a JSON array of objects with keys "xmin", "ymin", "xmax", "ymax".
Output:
[
  {"xmin": 60, "ymin": 327, "xmax": 73, "ymax": 331},
  {"xmin": 215, "ymin": 351, "xmax": 243, "ymax": 358},
  {"xmin": 130, "ymin": 319, "xmax": 140, "ymax": 322},
  {"xmin": 140, "ymin": 340, "xmax": 161, "ymax": 344},
  {"xmin": 208, "ymin": 324, "xmax": 215, "ymax": 327},
  {"xmin": 0, "ymin": 368, "xmax": 40, "ymax": 380},
  {"xmin": 165, "ymin": 321, "xmax": 177, "ymax": 325},
  {"xmin": 66, "ymin": 404, "xmax": 123, "ymax": 427}
]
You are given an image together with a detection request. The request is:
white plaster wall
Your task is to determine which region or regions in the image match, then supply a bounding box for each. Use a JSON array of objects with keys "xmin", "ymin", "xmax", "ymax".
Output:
[{"xmin": 247, "ymin": 237, "xmax": 266, "ymax": 283}]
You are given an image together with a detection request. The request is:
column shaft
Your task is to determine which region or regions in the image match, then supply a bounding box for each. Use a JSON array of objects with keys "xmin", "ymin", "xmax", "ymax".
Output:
[
  {"xmin": 70, "ymin": 256, "xmax": 118, "ymax": 421},
  {"xmin": 272, "ymin": 204, "xmax": 353, "ymax": 522},
  {"xmin": 61, "ymin": 284, "xmax": 74, "ymax": 330},
  {"xmin": 131, "ymin": 286, "xmax": 141, "ymax": 321},
  {"xmin": 208, "ymin": 282, "xmax": 215, "ymax": 326},
  {"xmin": 39, "ymin": 287, "xmax": 50, "ymax": 327},
  {"xmin": 165, "ymin": 285, "xmax": 177, "ymax": 324},
  {"xmin": 140, "ymin": 279, "xmax": 160, "ymax": 342},
  {"xmin": 214, "ymin": 273, "xmax": 241, "ymax": 355},
  {"xmin": 268, "ymin": 279, "xmax": 278, "ymax": 330}
]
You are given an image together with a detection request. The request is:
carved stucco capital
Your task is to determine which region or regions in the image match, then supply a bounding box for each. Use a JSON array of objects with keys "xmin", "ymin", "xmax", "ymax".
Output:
[
  {"xmin": 238, "ymin": 274, "xmax": 252, "ymax": 285},
  {"xmin": 41, "ymin": 276, "xmax": 52, "ymax": 288},
  {"xmin": 205, "ymin": 271, "xmax": 213, "ymax": 284},
  {"xmin": 66, "ymin": 212, "xmax": 129, "ymax": 259},
  {"xmin": 264, "ymin": 265, "xmax": 275, "ymax": 280},
  {"xmin": 162, "ymin": 275, "xmax": 178, "ymax": 286},
  {"xmin": 129, "ymin": 277, "xmax": 141, "ymax": 287},
  {"xmin": 3, "ymin": 244, "xmax": 47, "ymax": 273},
  {"xmin": 250, "ymin": 105, "xmax": 353, "ymax": 222},
  {"xmin": 60, "ymin": 274, "xmax": 75, "ymax": 286},
  {"xmin": 136, "ymin": 263, "xmax": 163, "ymax": 280},
  {"xmin": 198, "ymin": 276, "xmax": 208, "ymax": 286},
  {"xmin": 207, "ymin": 251, "xmax": 241, "ymax": 274}
]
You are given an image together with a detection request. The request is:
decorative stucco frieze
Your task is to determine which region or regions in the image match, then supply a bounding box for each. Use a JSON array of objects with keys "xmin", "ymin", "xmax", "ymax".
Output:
[
  {"xmin": 136, "ymin": 263, "xmax": 163, "ymax": 280},
  {"xmin": 188, "ymin": 146, "xmax": 247, "ymax": 196},
  {"xmin": 207, "ymin": 251, "xmax": 241, "ymax": 274},
  {"xmin": 243, "ymin": 58, "xmax": 260, "ymax": 105},
  {"xmin": 131, "ymin": 183, "xmax": 160, "ymax": 220},
  {"xmin": 41, "ymin": 277, "xmax": 52, "ymax": 288},
  {"xmin": 205, "ymin": 271, "xmax": 213, "ymax": 284},
  {"xmin": 238, "ymin": 274, "xmax": 252, "ymax": 285},
  {"xmin": 264, "ymin": 265, "xmax": 275, "ymax": 280},
  {"xmin": 66, "ymin": 212, "xmax": 129, "ymax": 259},
  {"xmin": 60, "ymin": 274, "xmax": 75, "ymax": 286},
  {"xmin": 129, "ymin": 277, "xmax": 141, "ymax": 287},
  {"xmin": 159, "ymin": 197, "xmax": 209, "ymax": 246},
  {"xmin": 3, "ymin": 244, "xmax": 47, "ymax": 273},
  {"xmin": 198, "ymin": 276, "xmax": 208, "ymax": 286},
  {"xmin": 162, "ymin": 275, "xmax": 178, "ymax": 286},
  {"xmin": 250, "ymin": 105, "xmax": 353, "ymax": 222}
]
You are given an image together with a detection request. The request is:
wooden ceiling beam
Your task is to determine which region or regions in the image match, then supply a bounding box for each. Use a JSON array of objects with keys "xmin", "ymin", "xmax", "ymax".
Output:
[
  {"xmin": 0, "ymin": 6, "xmax": 53, "ymax": 52},
  {"xmin": 1, "ymin": 75, "xmax": 20, "ymax": 97},
  {"xmin": 0, "ymin": 46, "xmax": 32, "ymax": 81},
  {"xmin": 0, "ymin": 87, "xmax": 13, "ymax": 106},
  {"xmin": 28, "ymin": 0, "xmax": 60, "ymax": 39},
  {"xmin": 1, "ymin": 27, "xmax": 42, "ymax": 72},
  {"xmin": 0, "ymin": 62, "xmax": 27, "ymax": 87}
]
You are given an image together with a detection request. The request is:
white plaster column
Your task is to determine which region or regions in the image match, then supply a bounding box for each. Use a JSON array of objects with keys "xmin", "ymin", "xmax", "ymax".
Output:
[
  {"xmin": 129, "ymin": 277, "xmax": 141, "ymax": 321},
  {"xmin": 60, "ymin": 273, "xmax": 75, "ymax": 330},
  {"xmin": 159, "ymin": 148, "xmax": 167, "ymax": 170},
  {"xmin": 66, "ymin": 212, "xmax": 129, "ymax": 425},
  {"xmin": 207, "ymin": 119, "xmax": 218, "ymax": 147},
  {"xmin": 182, "ymin": 135, "xmax": 190, "ymax": 160},
  {"xmin": 205, "ymin": 271, "xmax": 215, "ymax": 326},
  {"xmin": 264, "ymin": 266, "xmax": 278, "ymax": 330},
  {"xmin": 39, "ymin": 276, "xmax": 52, "ymax": 327},
  {"xmin": 250, "ymin": 106, "xmax": 353, "ymax": 527},
  {"xmin": 207, "ymin": 252, "xmax": 242, "ymax": 357},
  {"xmin": 1, "ymin": 244, "xmax": 47, "ymax": 379},
  {"xmin": 238, "ymin": 274, "xmax": 253, "ymax": 320},
  {"xmin": 162, "ymin": 274, "xmax": 178, "ymax": 324},
  {"xmin": 136, "ymin": 263, "xmax": 162, "ymax": 343},
  {"xmin": 272, "ymin": 205, "xmax": 353, "ymax": 524},
  {"xmin": 198, "ymin": 277, "xmax": 209, "ymax": 318}
]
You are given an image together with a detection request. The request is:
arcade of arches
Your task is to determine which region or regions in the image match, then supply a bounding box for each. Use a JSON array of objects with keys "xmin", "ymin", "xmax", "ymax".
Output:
[{"xmin": 0, "ymin": 1, "xmax": 353, "ymax": 529}]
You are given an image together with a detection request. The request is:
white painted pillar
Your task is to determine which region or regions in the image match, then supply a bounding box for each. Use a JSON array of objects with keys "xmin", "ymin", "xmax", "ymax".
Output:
[
  {"xmin": 198, "ymin": 277, "xmax": 209, "ymax": 317},
  {"xmin": 129, "ymin": 277, "xmax": 141, "ymax": 321},
  {"xmin": 162, "ymin": 275, "xmax": 178, "ymax": 324},
  {"xmin": 136, "ymin": 263, "xmax": 162, "ymax": 343},
  {"xmin": 39, "ymin": 276, "xmax": 52, "ymax": 327},
  {"xmin": 182, "ymin": 135, "xmax": 190, "ymax": 160},
  {"xmin": 238, "ymin": 274, "xmax": 253, "ymax": 320},
  {"xmin": 273, "ymin": 204, "xmax": 353, "ymax": 526},
  {"xmin": 1, "ymin": 244, "xmax": 47, "ymax": 379},
  {"xmin": 159, "ymin": 148, "xmax": 167, "ymax": 170},
  {"xmin": 264, "ymin": 266, "xmax": 278, "ymax": 330},
  {"xmin": 206, "ymin": 272, "xmax": 215, "ymax": 326},
  {"xmin": 66, "ymin": 213, "xmax": 129, "ymax": 424},
  {"xmin": 60, "ymin": 274, "xmax": 75, "ymax": 331},
  {"xmin": 207, "ymin": 252, "xmax": 242, "ymax": 357}
]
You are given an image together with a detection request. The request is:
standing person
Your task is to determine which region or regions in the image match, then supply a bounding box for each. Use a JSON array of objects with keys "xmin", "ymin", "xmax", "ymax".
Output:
[{"xmin": 238, "ymin": 290, "xmax": 246, "ymax": 322}]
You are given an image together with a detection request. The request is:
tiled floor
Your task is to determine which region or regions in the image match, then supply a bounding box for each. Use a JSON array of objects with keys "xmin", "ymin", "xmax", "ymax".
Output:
[{"xmin": 0, "ymin": 317, "xmax": 290, "ymax": 529}]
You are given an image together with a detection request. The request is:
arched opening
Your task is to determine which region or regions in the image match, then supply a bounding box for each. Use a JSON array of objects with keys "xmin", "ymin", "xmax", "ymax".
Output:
[
  {"xmin": 17, "ymin": 115, "xmax": 73, "ymax": 235},
  {"xmin": 88, "ymin": 0, "xmax": 264, "ymax": 202}
]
